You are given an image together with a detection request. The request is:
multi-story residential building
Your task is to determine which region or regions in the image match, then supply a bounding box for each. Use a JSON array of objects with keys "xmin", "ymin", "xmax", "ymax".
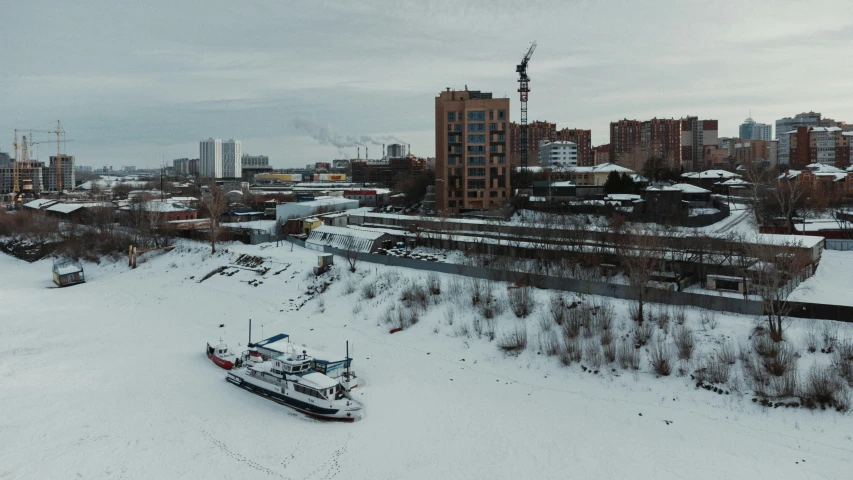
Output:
[
  {"xmin": 241, "ymin": 154, "xmax": 269, "ymax": 167},
  {"xmin": 173, "ymin": 158, "xmax": 190, "ymax": 175},
  {"xmin": 509, "ymin": 122, "xmax": 593, "ymax": 166},
  {"xmin": 509, "ymin": 121, "xmax": 555, "ymax": 166},
  {"xmin": 780, "ymin": 127, "xmax": 852, "ymax": 168},
  {"xmin": 200, "ymin": 138, "xmax": 222, "ymax": 178},
  {"xmin": 775, "ymin": 112, "xmax": 822, "ymax": 140},
  {"xmin": 555, "ymin": 128, "xmax": 593, "ymax": 166},
  {"xmin": 734, "ymin": 140, "xmax": 774, "ymax": 165},
  {"xmin": 222, "ymin": 139, "xmax": 242, "ymax": 179},
  {"xmin": 435, "ymin": 88, "xmax": 510, "ymax": 213},
  {"xmin": 188, "ymin": 158, "xmax": 199, "ymax": 175},
  {"xmin": 739, "ymin": 117, "xmax": 773, "ymax": 141},
  {"xmin": 46, "ymin": 155, "xmax": 75, "ymax": 192},
  {"xmin": 538, "ymin": 140, "xmax": 578, "ymax": 167},
  {"xmin": 592, "ymin": 144, "xmax": 610, "ymax": 165},
  {"xmin": 681, "ymin": 117, "xmax": 719, "ymax": 171}
]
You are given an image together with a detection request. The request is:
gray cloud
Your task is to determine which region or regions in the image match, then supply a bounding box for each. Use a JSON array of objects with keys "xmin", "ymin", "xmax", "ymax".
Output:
[{"xmin": 292, "ymin": 117, "xmax": 406, "ymax": 153}]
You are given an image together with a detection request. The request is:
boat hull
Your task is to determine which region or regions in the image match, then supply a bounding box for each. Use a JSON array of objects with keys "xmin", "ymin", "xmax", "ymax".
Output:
[
  {"xmin": 226, "ymin": 372, "xmax": 359, "ymax": 422},
  {"xmin": 207, "ymin": 350, "xmax": 234, "ymax": 370}
]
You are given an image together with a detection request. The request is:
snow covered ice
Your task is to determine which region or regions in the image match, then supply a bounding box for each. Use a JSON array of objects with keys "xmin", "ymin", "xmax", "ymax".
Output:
[{"xmin": 1, "ymin": 242, "xmax": 852, "ymax": 479}]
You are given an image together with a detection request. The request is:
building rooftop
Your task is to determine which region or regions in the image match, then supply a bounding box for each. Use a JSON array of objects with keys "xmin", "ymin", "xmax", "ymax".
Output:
[{"xmin": 671, "ymin": 183, "xmax": 711, "ymax": 194}]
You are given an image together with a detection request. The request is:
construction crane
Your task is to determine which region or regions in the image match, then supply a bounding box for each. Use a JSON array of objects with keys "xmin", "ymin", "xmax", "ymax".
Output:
[
  {"xmin": 516, "ymin": 41, "xmax": 537, "ymax": 178},
  {"xmin": 21, "ymin": 121, "xmax": 69, "ymax": 192}
]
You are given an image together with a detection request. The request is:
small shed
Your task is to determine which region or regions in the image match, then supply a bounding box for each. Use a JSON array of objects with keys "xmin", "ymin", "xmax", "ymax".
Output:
[{"xmin": 53, "ymin": 259, "xmax": 85, "ymax": 287}]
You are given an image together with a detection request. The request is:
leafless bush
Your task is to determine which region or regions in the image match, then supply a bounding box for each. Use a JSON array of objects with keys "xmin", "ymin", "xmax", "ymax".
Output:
[
  {"xmin": 454, "ymin": 322, "xmax": 471, "ymax": 338},
  {"xmin": 804, "ymin": 323, "xmax": 819, "ymax": 353},
  {"xmin": 508, "ymin": 286, "xmax": 534, "ymax": 319},
  {"xmin": 717, "ymin": 340, "xmax": 737, "ymax": 366},
  {"xmin": 649, "ymin": 341, "xmax": 673, "ymax": 376},
  {"xmin": 560, "ymin": 338, "xmax": 583, "ymax": 366},
  {"xmin": 380, "ymin": 306, "xmax": 395, "ymax": 325},
  {"xmin": 549, "ymin": 294, "xmax": 566, "ymax": 326},
  {"xmin": 801, "ymin": 365, "xmax": 845, "ymax": 407},
  {"xmin": 472, "ymin": 317, "xmax": 496, "ymax": 341},
  {"xmin": 628, "ymin": 302, "xmax": 641, "ymax": 324},
  {"xmin": 426, "ymin": 273, "xmax": 441, "ymax": 295},
  {"xmin": 596, "ymin": 300, "xmax": 614, "ymax": 332},
  {"xmin": 584, "ymin": 339, "xmax": 603, "ymax": 368},
  {"xmin": 673, "ymin": 326, "xmax": 694, "ymax": 361},
  {"xmin": 498, "ymin": 324, "xmax": 528, "ymax": 355},
  {"xmin": 538, "ymin": 313, "xmax": 553, "ymax": 332},
  {"xmin": 342, "ymin": 279, "xmax": 357, "ymax": 295},
  {"xmin": 650, "ymin": 305, "xmax": 670, "ymax": 334},
  {"xmin": 469, "ymin": 277, "xmax": 485, "ymax": 306},
  {"xmin": 762, "ymin": 342, "xmax": 797, "ymax": 377},
  {"xmin": 582, "ymin": 314, "xmax": 599, "ymax": 339},
  {"xmin": 352, "ymin": 301, "xmax": 362, "ymax": 315},
  {"xmin": 600, "ymin": 328, "xmax": 613, "ymax": 347},
  {"xmin": 821, "ymin": 324, "xmax": 839, "ymax": 353},
  {"xmin": 539, "ymin": 330, "xmax": 560, "ymax": 356},
  {"xmin": 603, "ymin": 342, "xmax": 616, "ymax": 363},
  {"xmin": 672, "ymin": 305, "xmax": 687, "ymax": 326},
  {"xmin": 752, "ymin": 334, "xmax": 780, "ymax": 358},
  {"xmin": 700, "ymin": 310, "xmax": 719, "ymax": 331},
  {"xmin": 697, "ymin": 354, "xmax": 731, "ymax": 385},
  {"xmin": 400, "ymin": 284, "xmax": 429, "ymax": 311},
  {"xmin": 443, "ymin": 306, "xmax": 455, "ymax": 326},
  {"xmin": 832, "ymin": 340, "xmax": 853, "ymax": 386},
  {"xmin": 633, "ymin": 322, "xmax": 654, "ymax": 348},
  {"xmin": 562, "ymin": 309, "xmax": 582, "ymax": 340},
  {"xmin": 361, "ymin": 281, "xmax": 377, "ymax": 299},
  {"xmin": 743, "ymin": 355, "xmax": 771, "ymax": 396},
  {"xmin": 617, "ymin": 340, "xmax": 640, "ymax": 370}
]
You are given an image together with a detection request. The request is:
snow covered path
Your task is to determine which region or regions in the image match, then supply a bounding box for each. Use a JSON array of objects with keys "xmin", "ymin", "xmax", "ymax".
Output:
[{"xmin": 1, "ymin": 244, "xmax": 851, "ymax": 479}]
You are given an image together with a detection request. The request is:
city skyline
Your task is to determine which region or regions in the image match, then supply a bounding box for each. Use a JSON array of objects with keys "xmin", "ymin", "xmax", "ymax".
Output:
[{"xmin": 2, "ymin": 0, "xmax": 852, "ymax": 169}]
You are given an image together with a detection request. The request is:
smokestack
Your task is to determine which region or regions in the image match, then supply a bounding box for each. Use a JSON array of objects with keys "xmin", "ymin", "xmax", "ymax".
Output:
[
  {"xmin": 383, "ymin": 144, "xmax": 385, "ymax": 158},
  {"xmin": 408, "ymin": 144, "xmax": 411, "ymax": 155},
  {"xmin": 357, "ymin": 147, "xmax": 360, "ymax": 160},
  {"xmin": 366, "ymin": 147, "xmax": 369, "ymax": 160}
]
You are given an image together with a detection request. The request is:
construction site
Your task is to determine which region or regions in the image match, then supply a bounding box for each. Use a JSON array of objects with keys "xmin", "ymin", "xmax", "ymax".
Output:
[{"xmin": 0, "ymin": 121, "xmax": 74, "ymax": 204}]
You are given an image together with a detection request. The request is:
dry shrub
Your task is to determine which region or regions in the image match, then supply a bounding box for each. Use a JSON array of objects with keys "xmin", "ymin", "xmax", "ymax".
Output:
[
  {"xmin": 717, "ymin": 340, "xmax": 737, "ymax": 366},
  {"xmin": 596, "ymin": 300, "xmax": 614, "ymax": 332},
  {"xmin": 674, "ymin": 326, "xmax": 694, "ymax": 361},
  {"xmin": 498, "ymin": 324, "xmax": 528, "ymax": 355},
  {"xmin": 696, "ymin": 354, "xmax": 731, "ymax": 385},
  {"xmin": 650, "ymin": 305, "xmax": 670, "ymax": 334},
  {"xmin": 804, "ymin": 323, "xmax": 819, "ymax": 353},
  {"xmin": 539, "ymin": 330, "xmax": 560, "ymax": 357},
  {"xmin": 584, "ymin": 339, "xmax": 603, "ymax": 368},
  {"xmin": 752, "ymin": 334, "xmax": 780, "ymax": 358},
  {"xmin": 700, "ymin": 310, "xmax": 719, "ymax": 330},
  {"xmin": 380, "ymin": 305, "xmax": 395, "ymax": 325},
  {"xmin": 560, "ymin": 338, "xmax": 583, "ymax": 366},
  {"xmin": 469, "ymin": 277, "xmax": 485, "ymax": 306},
  {"xmin": 633, "ymin": 322, "xmax": 654, "ymax": 348},
  {"xmin": 396, "ymin": 307, "xmax": 419, "ymax": 329},
  {"xmin": 443, "ymin": 306, "xmax": 455, "ymax": 326},
  {"xmin": 821, "ymin": 324, "xmax": 839, "ymax": 353},
  {"xmin": 617, "ymin": 340, "xmax": 640, "ymax": 370},
  {"xmin": 762, "ymin": 342, "xmax": 797, "ymax": 377},
  {"xmin": 600, "ymin": 328, "xmax": 613, "ymax": 347},
  {"xmin": 801, "ymin": 365, "xmax": 846, "ymax": 408},
  {"xmin": 832, "ymin": 339, "xmax": 853, "ymax": 386},
  {"xmin": 472, "ymin": 317, "xmax": 496, "ymax": 341},
  {"xmin": 649, "ymin": 341, "xmax": 673, "ymax": 376},
  {"xmin": 400, "ymin": 284, "xmax": 429, "ymax": 311},
  {"xmin": 672, "ymin": 304, "xmax": 687, "ymax": 326},
  {"xmin": 508, "ymin": 286, "xmax": 534, "ymax": 319},
  {"xmin": 426, "ymin": 272, "xmax": 441, "ymax": 295},
  {"xmin": 548, "ymin": 294, "xmax": 566, "ymax": 326},
  {"xmin": 342, "ymin": 279, "xmax": 357, "ymax": 295},
  {"xmin": 361, "ymin": 281, "xmax": 377, "ymax": 299},
  {"xmin": 562, "ymin": 309, "xmax": 582, "ymax": 340},
  {"xmin": 603, "ymin": 342, "xmax": 616, "ymax": 364}
]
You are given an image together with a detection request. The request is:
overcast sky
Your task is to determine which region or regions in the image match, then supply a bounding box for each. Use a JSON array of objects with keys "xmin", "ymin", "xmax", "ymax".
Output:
[{"xmin": 3, "ymin": 0, "xmax": 852, "ymax": 169}]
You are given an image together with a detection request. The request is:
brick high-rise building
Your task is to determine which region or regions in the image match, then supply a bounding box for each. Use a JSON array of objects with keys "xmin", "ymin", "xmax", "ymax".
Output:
[
  {"xmin": 610, "ymin": 118, "xmax": 682, "ymax": 173},
  {"xmin": 592, "ymin": 144, "xmax": 610, "ymax": 165},
  {"xmin": 555, "ymin": 128, "xmax": 593, "ymax": 166},
  {"xmin": 435, "ymin": 88, "xmax": 510, "ymax": 213},
  {"xmin": 780, "ymin": 127, "xmax": 852, "ymax": 168},
  {"xmin": 681, "ymin": 117, "xmax": 719, "ymax": 171},
  {"xmin": 509, "ymin": 121, "xmax": 555, "ymax": 166}
]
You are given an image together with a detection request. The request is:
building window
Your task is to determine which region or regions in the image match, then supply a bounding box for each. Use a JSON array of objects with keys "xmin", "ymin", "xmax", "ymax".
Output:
[
  {"xmin": 448, "ymin": 200, "xmax": 456, "ymax": 207},
  {"xmin": 448, "ymin": 158, "xmax": 456, "ymax": 165},
  {"xmin": 490, "ymin": 191, "xmax": 498, "ymax": 198},
  {"xmin": 498, "ymin": 110, "xmax": 506, "ymax": 120},
  {"xmin": 467, "ymin": 123, "xmax": 485, "ymax": 132},
  {"xmin": 497, "ymin": 134, "xmax": 505, "ymax": 141},
  {"xmin": 467, "ymin": 179, "xmax": 485, "ymax": 189},
  {"xmin": 489, "ymin": 123, "xmax": 498, "ymax": 131},
  {"xmin": 448, "ymin": 112, "xmax": 456, "ymax": 122},
  {"xmin": 468, "ymin": 168, "xmax": 486, "ymax": 176},
  {"xmin": 467, "ymin": 111, "xmax": 486, "ymax": 122},
  {"xmin": 467, "ymin": 156, "xmax": 485, "ymax": 165},
  {"xmin": 490, "ymin": 167, "xmax": 498, "ymax": 177},
  {"xmin": 467, "ymin": 146, "xmax": 485, "ymax": 155},
  {"xmin": 467, "ymin": 191, "xmax": 478, "ymax": 198},
  {"xmin": 454, "ymin": 124, "xmax": 463, "ymax": 132},
  {"xmin": 497, "ymin": 155, "xmax": 506, "ymax": 164},
  {"xmin": 468, "ymin": 135, "xmax": 485, "ymax": 144}
]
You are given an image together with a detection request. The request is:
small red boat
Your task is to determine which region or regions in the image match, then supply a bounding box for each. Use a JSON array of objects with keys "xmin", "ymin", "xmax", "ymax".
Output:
[{"xmin": 206, "ymin": 342, "xmax": 236, "ymax": 370}]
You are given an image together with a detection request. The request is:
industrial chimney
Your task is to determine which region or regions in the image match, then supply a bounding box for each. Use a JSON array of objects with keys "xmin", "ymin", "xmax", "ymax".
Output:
[{"xmin": 357, "ymin": 147, "xmax": 360, "ymax": 160}]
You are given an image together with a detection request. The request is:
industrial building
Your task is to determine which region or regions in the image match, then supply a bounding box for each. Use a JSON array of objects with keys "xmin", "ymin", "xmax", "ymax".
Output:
[{"xmin": 275, "ymin": 197, "xmax": 359, "ymax": 222}]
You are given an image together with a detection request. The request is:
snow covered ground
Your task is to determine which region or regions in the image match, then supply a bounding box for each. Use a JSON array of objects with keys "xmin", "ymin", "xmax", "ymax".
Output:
[
  {"xmin": 790, "ymin": 250, "xmax": 853, "ymax": 307},
  {"xmin": 2, "ymin": 241, "xmax": 852, "ymax": 479}
]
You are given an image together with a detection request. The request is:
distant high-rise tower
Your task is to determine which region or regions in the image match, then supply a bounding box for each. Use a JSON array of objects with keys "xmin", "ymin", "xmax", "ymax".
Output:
[
  {"xmin": 739, "ymin": 117, "xmax": 772, "ymax": 141},
  {"xmin": 222, "ymin": 139, "xmax": 242, "ymax": 179},
  {"xmin": 200, "ymin": 138, "xmax": 222, "ymax": 178}
]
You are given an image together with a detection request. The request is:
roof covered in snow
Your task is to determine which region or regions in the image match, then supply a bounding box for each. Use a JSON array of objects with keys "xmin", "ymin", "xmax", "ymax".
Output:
[
  {"xmin": 306, "ymin": 225, "xmax": 387, "ymax": 253},
  {"xmin": 681, "ymin": 170, "xmax": 740, "ymax": 179},
  {"xmin": 23, "ymin": 199, "xmax": 59, "ymax": 209},
  {"xmin": 671, "ymin": 183, "xmax": 711, "ymax": 194},
  {"xmin": 119, "ymin": 200, "xmax": 195, "ymax": 213}
]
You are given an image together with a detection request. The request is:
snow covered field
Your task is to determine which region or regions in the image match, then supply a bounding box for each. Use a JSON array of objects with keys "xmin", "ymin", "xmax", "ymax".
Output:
[{"xmin": 2, "ymin": 241, "xmax": 852, "ymax": 479}]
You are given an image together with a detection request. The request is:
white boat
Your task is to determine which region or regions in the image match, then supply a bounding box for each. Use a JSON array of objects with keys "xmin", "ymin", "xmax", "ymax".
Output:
[{"xmin": 226, "ymin": 349, "xmax": 362, "ymax": 422}]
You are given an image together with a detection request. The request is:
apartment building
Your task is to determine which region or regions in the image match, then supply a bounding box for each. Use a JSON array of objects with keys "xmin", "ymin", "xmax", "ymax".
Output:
[
  {"xmin": 435, "ymin": 88, "xmax": 510, "ymax": 213},
  {"xmin": 509, "ymin": 122, "xmax": 593, "ymax": 166},
  {"xmin": 739, "ymin": 117, "xmax": 772, "ymax": 141},
  {"xmin": 780, "ymin": 127, "xmax": 852, "ymax": 168},
  {"xmin": 538, "ymin": 140, "xmax": 578, "ymax": 167}
]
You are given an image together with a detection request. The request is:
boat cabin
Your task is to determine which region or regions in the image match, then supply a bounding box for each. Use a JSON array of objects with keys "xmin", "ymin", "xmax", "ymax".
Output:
[
  {"xmin": 53, "ymin": 259, "xmax": 85, "ymax": 287},
  {"xmin": 254, "ymin": 333, "xmax": 353, "ymax": 382}
]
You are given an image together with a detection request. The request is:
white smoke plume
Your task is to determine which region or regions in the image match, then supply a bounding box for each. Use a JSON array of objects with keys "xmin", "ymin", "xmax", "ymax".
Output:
[{"xmin": 293, "ymin": 117, "xmax": 406, "ymax": 151}]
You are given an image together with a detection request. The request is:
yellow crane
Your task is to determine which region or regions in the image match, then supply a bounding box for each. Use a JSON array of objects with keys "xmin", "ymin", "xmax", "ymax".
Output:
[{"xmin": 19, "ymin": 121, "xmax": 69, "ymax": 193}]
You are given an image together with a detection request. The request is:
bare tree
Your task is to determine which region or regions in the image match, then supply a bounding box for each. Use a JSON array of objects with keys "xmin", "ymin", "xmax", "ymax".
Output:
[
  {"xmin": 202, "ymin": 181, "xmax": 228, "ymax": 254},
  {"xmin": 342, "ymin": 236, "xmax": 360, "ymax": 272},
  {"xmin": 745, "ymin": 239, "xmax": 813, "ymax": 342},
  {"xmin": 615, "ymin": 222, "xmax": 664, "ymax": 324}
]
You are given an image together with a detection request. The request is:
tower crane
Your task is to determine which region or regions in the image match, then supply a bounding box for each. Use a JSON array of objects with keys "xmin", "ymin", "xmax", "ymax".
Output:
[
  {"xmin": 516, "ymin": 41, "xmax": 537, "ymax": 178},
  {"xmin": 21, "ymin": 121, "xmax": 69, "ymax": 192}
]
